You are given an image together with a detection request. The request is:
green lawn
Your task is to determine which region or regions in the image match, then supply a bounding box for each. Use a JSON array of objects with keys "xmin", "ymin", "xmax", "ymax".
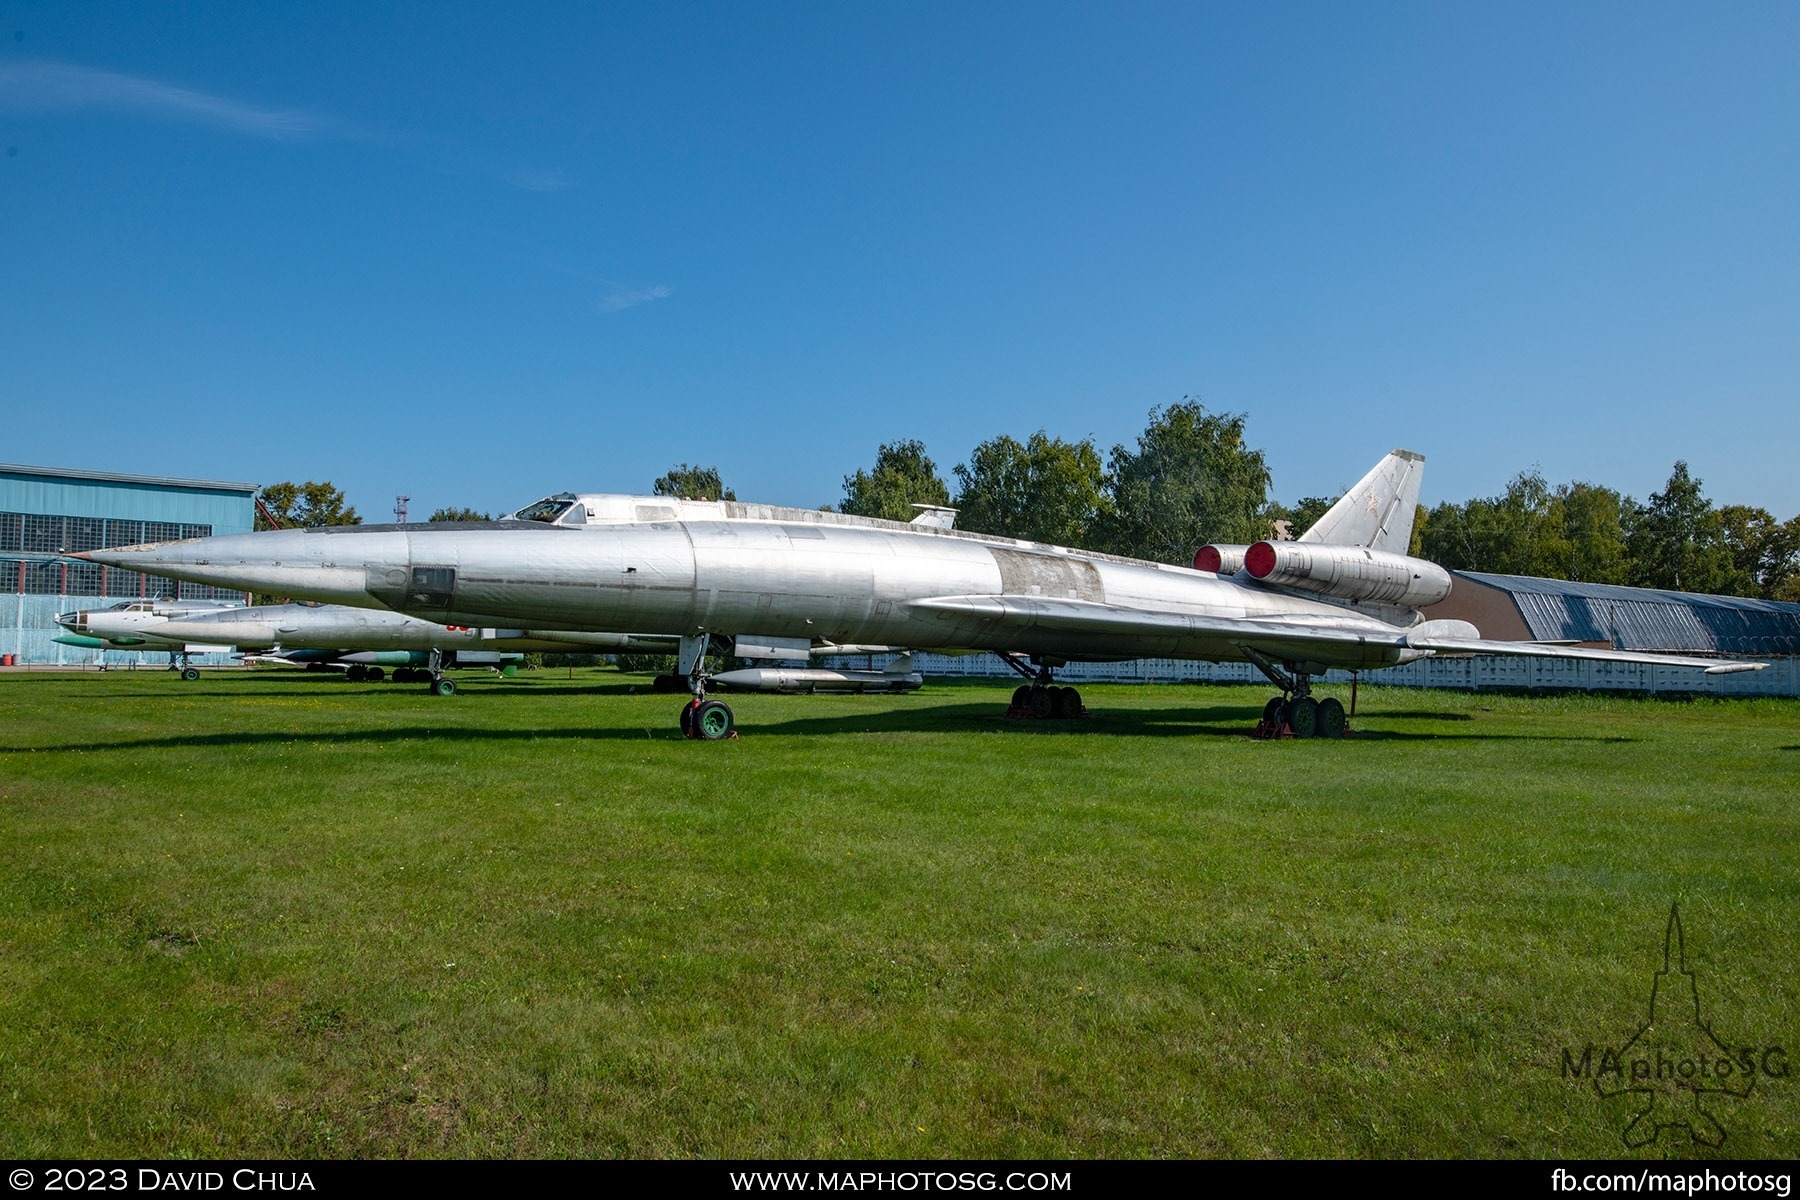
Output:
[{"xmin": 1, "ymin": 668, "xmax": 1795, "ymax": 1158}]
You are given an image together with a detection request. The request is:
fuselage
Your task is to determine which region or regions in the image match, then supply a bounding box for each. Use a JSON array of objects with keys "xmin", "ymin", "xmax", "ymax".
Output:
[
  {"xmin": 141, "ymin": 601, "xmax": 678, "ymax": 655},
  {"xmin": 80, "ymin": 502, "xmax": 1423, "ymax": 673},
  {"xmin": 55, "ymin": 598, "xmax": 243, "ymax": 645}
]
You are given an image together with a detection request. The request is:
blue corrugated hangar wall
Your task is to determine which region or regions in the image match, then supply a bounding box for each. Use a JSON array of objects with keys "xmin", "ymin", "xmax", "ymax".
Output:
[{"xmin": 0, "ymin": 464, "xmax": 257, "ymax": 667}]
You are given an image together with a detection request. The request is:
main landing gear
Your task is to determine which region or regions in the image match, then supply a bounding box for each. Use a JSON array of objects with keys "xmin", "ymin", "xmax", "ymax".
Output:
[
  {"xmin": 169, "ymin": 651, "xmax": 200, "ymax": 681},
  {"xmin": 1246, "ymin": 650, "xmax": 1348, "ymax": 740},
  {"xmin": 422, "ymin": 648, "xmax": 456, "ymax": 696},
  {"xmin": 998, "ymin": 655, "xmax": 1087, "ymax": 721}
]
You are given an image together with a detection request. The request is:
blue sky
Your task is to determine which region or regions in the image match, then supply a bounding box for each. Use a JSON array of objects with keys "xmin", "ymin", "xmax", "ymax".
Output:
[{"xmin": 3, "ymin": 2, "xmax": 1796, "ymax": 523}]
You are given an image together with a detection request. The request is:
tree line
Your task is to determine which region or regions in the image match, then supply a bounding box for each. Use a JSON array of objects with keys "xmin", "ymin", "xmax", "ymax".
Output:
[
  {"xmin": 255, "ymin": 400, "xmax": 1800, "ymax": 602},
  {"xmin": 1416, "ymin": 462, "xmax": 1800, "ymax": 600}
]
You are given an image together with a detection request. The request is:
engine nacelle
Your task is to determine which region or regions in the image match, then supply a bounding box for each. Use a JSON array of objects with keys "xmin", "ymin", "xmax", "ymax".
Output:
[
  {"xmin": 1193, "ymin": 544, "xmax": 1252, "ymax": 574},
  {"xmin": 1243, "ymin": 541, "xmax": 1453, "ymax": 608}
]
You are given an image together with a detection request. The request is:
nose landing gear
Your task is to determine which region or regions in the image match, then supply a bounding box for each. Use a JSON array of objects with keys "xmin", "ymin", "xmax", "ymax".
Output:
[{"xmin": 675, "ymin": 634, "xmax": 736, "ymax": 739}]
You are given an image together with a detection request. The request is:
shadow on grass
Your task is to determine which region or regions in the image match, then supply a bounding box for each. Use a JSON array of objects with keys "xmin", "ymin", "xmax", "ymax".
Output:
[
  {"xmin": 39, "ymin": 679, "xmax": 653, "ymax": 701},
  {"xmin": 0, "ymin": 699, "xmax": 1639, "ymax": 753},
  {"xmin": 1365, "ymin": 710, "xmax": 1475, "ymax": 722}
]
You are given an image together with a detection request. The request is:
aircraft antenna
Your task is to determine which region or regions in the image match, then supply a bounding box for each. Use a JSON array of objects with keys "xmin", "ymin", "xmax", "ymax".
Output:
[{"xmin": 394, "ymin": 495, "xmax": 411, "ymax": 524}]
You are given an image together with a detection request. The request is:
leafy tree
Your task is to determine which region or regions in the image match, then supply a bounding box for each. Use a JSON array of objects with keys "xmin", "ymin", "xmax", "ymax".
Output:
[
  {"xmin": 255, "ymin": 481, "xmax": 360, "ymax": 530},
  {"xmin": 1419, "ymin": 469, "xmax": 1571, "ymax": 577},
  {"xmin": 1772, "ymin": 516, "xmax": 1800, "ymax": 603},
  {"xmin": 653, "ymin": 464, "xmax": 735, "ymax": 501},
  {"xmin": 428, "ymin": 506, "xmax": 491, "ymax": 523},
  {"xmin": 1718, "ymin": 504, "xmax": 1800, "ymax": 599},
  {"xmin": 1275, "ymin": 496, "xmax": 1336, "ymax": 540},
  {"xmin": 951, "ymin": 431, "xmax": 1109, "ymax": 548},
  {"xmin": 1627, "ymin": 461, "xmax": 1734, "ymax": 594},
  {"xmin": 1546, "ymin": 481, "xmax": 1632, "ymax": 584},
  {"xmin": 839, "ymin": 439, "xmax": 951, "ymax": 522},
  {"xmin": 1094, "ymin": 401, "xmax": 1270, "ymax": 563}
]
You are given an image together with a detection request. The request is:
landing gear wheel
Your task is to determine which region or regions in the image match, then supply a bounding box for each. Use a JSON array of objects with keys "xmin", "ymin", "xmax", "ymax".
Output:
[
  {"xmin": 180, "ymin": 666, "xmax": 199, "ymax": 682},
  {"xmin": 1317, "ymin": 697, "xmax": 1347, "ymax": 739},
  {"xmin": 1053, "ymin": 685, "xmax": 1083, "ymax": 719},
  {"xmin": 367, "ymin": 666, "xmax": 385, "ymax": 682},
  {"xmin": 1011, "ymin": 685, "xmax": 1032, "ymax": 710},
  {"xmin": 431, "ymin": 677, "xmax": 456, "ymax": 697},
  {"xmin": 1288, "ymin": 696, "xmax": 1320, "ymax": 738},
  {"xmin": 693, "ymin": 699, "xmax": 734, "ymax": 740},
  {"xmin": 1261, "ymin": 697, "xmax": 1284, "ymax": 727},
  {"xmin": 1029, "ymin": 686, "xmax": 1055, "ymax": 719},
  {"xmin": 346, "ymin": 664, "xmax": 367, "ymax": 682},
  {"xmin": 679, "ymin": 701, "xmax": 695, "ymax": 735}
]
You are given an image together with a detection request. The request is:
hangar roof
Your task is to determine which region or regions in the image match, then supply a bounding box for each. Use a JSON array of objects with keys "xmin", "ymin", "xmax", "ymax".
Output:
[
  {"xmin": 0, "ymin": 463, "xmax": 259, "ymax": 493},
  {"xmin": 1456, "ymin": 571, "xmax": 1800, "ymax": 657}
]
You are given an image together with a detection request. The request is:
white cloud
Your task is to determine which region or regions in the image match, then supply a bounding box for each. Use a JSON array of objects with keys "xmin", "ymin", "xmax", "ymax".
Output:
[
  {"xmin": 0, "ymin": 59, "xmax": 320, "ymax": 138},
  {"xmin": 598, "ymin": 283, "xmax": 672, "ymax": 314},
  {"xmin": 506, "ymin": 167, "xmax": 569, "ymax": 192},
  {"xmin": 1, "ymin": 58, "xmax": 572, "ymax": 192}
]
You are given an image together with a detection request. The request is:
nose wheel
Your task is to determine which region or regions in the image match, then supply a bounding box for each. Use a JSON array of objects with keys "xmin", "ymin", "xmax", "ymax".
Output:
[
  {"xmin": 681, "ymin": 697, "xmax": 736, "ymax": 740},
  {"xmin": 676, "ymin": 635, "xmax": 737, "ymax": 739},
  {"xmin": 422, "ymin": 648, "xmax": 457, "ymax": 696}
]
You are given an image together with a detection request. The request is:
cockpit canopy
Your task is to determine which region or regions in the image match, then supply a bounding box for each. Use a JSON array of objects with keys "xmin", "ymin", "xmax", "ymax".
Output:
[{"xmin": 511, "ymin": 494, "xmax": 585, "ymax": 525}]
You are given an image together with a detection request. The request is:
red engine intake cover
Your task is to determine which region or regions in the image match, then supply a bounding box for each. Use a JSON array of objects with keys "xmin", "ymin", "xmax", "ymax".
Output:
[
  {"xmin": 1193, "ymin": 545, "xmax": 1223, "ymax": 573},
  {"xmin": 1244, "ymin": 541, "xmax": 1278, "ymax": 579}
]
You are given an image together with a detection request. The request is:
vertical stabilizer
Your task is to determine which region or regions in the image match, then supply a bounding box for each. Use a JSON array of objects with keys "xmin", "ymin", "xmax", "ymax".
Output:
[{"xmin": 1297, "ymin": 449, "xmax": 1425, "ymax": 553}]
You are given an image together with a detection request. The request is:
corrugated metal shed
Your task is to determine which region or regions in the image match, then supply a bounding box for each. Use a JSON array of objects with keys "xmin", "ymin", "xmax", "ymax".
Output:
[
  {"xmin": 2, "ymin": 464, "xmax": 257, "ymax": 665},
  {"xmin": 1455, "ymin": 571, "xmax": 1800, "ymax": 657}
]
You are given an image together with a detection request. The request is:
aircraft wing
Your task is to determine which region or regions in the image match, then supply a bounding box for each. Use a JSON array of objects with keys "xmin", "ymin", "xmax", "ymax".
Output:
[
  {"xmin": 909, "ymin": 594, "xmax": 1399, "ymax": 662},
  {"xmin": 1402, "ymin": 632, "xmax": 1766, "ymax": 675},
  {"xmin": 910, "ymin": 595, "xmax": 1768, "ymax": 675}
]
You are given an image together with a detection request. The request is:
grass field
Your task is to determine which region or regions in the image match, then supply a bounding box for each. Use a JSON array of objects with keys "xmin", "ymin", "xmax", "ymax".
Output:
[{"xmin": 1, "ymin": 667, "xmax": 1796, "ymax": 1159}]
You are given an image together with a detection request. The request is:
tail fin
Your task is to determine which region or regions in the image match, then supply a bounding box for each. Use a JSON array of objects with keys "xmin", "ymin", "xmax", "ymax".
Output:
[{"xmin": 1297, "ymin": 449, "xmax": 1424, "ymax": 553}]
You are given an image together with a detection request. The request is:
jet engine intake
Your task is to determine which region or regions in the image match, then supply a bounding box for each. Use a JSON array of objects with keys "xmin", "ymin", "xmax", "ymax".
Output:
[{"xmin": 1242, "ymin": 541, "xmax": 1453, "ymax": 608}]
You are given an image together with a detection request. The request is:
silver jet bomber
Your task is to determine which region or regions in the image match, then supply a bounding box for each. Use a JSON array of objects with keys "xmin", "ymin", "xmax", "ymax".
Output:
[
  {"xmin": 135, "ymin": 602, "xmax": 680, "ymax": 692},
  {"xmin": 53, "ymin": 597, "xmax": 244, "ymax": 678},
  {"xmin": 76, "ymin": 450, "xmax": 1766, "ymax": 739}
]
